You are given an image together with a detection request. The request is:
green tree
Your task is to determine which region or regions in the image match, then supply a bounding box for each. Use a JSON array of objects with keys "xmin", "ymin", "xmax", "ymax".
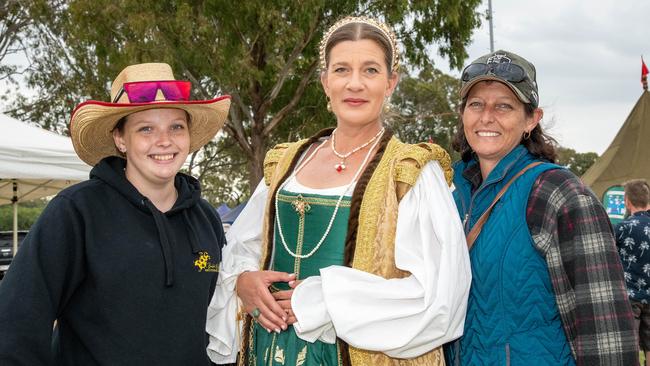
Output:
[
  {"xmin": 0, "ymin": 199, "xmax": 48, "ymax": 231},
  {"xmin": 389, "ymin": 64, "xmax": 461, "ymax": 161},
  {"xmin": 7, "ymin": 0, "xmax": 483, "ymax": 203},
  {"xmin": 557, "ymin": 147, "xmax": 598, "ymax": 176},
  {"xmin": 0, "ymin": 0, "xmax": 31, "ymax": 103}
]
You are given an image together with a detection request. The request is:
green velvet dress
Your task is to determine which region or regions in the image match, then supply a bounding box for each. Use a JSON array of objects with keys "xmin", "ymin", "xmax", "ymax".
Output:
[{"xmin": 246, "ymin": 189, "xmax": 350, "ymax": 366}]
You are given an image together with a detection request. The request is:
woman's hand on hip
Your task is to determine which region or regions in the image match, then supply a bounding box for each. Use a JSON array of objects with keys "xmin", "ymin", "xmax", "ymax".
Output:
[{"xmin": 236, "ymin": 270, "xmax": 295, "ymax": 332}]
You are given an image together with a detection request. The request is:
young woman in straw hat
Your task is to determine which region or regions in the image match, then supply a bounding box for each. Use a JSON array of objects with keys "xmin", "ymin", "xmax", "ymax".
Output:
[
  {"xmin": 206, "ymin": 17, "xmax": 470, "ymax": 366},
  {"xmin": 0, "ymin": 63, "xmax": 231, "ymax": 365}
]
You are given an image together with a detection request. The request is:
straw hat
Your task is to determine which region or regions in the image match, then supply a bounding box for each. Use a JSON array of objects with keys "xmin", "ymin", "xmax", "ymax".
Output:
[{"xmin": 70, "ymin": 63, "xmax": 231, "ymax": 166}]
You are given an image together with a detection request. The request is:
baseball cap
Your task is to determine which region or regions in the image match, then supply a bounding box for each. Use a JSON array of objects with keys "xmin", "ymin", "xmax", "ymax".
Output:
[{"xmin": 459, "ymin": 50, "xmax": 539, "ymax": 107}]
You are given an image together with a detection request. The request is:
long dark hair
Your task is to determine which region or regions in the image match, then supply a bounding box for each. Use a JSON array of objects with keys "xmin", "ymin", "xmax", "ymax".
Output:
[{"xmin": 451, "ymin": 99, "xmax": 558, "ymax": 163}]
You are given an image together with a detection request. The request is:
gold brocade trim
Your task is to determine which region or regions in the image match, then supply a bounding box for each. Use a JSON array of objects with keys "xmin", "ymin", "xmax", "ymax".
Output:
[
  {"xmin": 262, "ymin": 135, "xmax": 452, "ymax": 366},
  {"xmin": 240, "ymin": 318, "xmax": 256, "ymax": 366},
  {"xmin": 350, "ymin": 137, "xmax": 401, "ymax": 273},
  {"xmin": 422, "ymin": 142, "xmax": 453, "ymax": 186},
  {"xmin": 277, "ymin": 190, "xmax": 353, "ymax": 279},
  {"xmin": 277, "ymin": 193, "xmax": 353, "ymax": 207},
  {"xmin": 337, "ymin": 341, "xmax": 343, "ymax": 366},
  {"xmin": 267, "ymin": 332, "xmax": 278, "ymax": 366},
  {"xmin": 273, "ymin": 344, "xmax": 285, "ymax": 365},
  {"xmin": 350, "ymin": 347, "xmax": 445, "ymax": 366},
  {"xmin": 394, "ymin": 142, "xmax": 452, "ymax": 187},
  {"xmin": 293, "ymin": 213, "xmax": 305, "ymax": 276},
  {"xmin": 263, "ymin": 143, "xmax": 292, "ymax": 186},
  {"xmin": 296, "ymin": 346, "xmax": 307, "ymax": 366},
  {"xmin": 349, "ymin": 138, "xmax": 401, "ymax": 366},
  {"xmin": 259, "ymin": 139, "xmax": 310, "ymax": 271},
  {"xmin": 349, "ymin": 139, "xmax": 450, "ymax": 365}
]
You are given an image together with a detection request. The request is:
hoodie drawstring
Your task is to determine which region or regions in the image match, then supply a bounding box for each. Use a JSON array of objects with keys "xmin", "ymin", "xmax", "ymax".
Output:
[
  {"xmin": 182, "ymin": 210, "xmax": 202, "ymax": 254},
  {"xmin": 143, "ymin": 198, "xmax": 175, "ymax": 287},
  {"xmin": 192, "ymin": 204, "xmax": 224, "ymax": 263}
]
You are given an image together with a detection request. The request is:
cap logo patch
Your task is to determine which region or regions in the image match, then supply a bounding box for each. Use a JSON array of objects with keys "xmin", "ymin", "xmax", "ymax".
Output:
[
  {"xmin": 487, "ymin": 53, "xmax": 512, "ymax": 64},
  {"xmin": 531, "ymin": 90, "xmax": 539, "ymax": 105}
]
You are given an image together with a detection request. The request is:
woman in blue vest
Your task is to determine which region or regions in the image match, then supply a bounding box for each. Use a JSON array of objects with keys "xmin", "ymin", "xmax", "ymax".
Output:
[{"xmin": 445, "ymin": 50, "xmax": 638, "ymax": 365}]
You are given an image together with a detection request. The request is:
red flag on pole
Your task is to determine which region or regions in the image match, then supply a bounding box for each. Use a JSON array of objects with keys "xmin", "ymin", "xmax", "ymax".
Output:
[{"xmin": 642, "ymin": 57, "xmax": 648, "ymax": 91}]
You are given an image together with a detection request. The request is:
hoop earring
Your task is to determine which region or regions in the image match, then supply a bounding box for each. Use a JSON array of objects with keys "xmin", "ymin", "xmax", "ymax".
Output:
[{"xmin": 523, "ymin": 130, "xmax": 531, "ymax": 140}]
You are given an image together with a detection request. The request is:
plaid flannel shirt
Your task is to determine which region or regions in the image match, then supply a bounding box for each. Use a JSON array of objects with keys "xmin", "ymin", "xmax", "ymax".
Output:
[{"xmin": 464, "ymin": 165, "xmax": 638, "ymax": 365}]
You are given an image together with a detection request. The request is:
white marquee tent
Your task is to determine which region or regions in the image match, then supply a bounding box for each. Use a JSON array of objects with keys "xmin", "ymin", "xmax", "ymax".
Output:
[{"xmin": 0, "ymin": 113, "xmax": 91, "ymax": 254}]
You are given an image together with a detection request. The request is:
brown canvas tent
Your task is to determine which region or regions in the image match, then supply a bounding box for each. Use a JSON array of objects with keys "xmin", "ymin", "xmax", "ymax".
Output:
[{"xmin": 582, "ymin": 91, "xmax": 650, "ymax": 199}]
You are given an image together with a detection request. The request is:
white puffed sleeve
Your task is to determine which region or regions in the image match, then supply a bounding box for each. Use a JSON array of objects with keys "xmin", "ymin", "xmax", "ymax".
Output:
[
  {"xmin": 206, "ymin": 181, "xmax": 268, "ymax": 364},
  {"xmin": 291, "ymin": 161, "xmax": 471, "ymax": 358}
]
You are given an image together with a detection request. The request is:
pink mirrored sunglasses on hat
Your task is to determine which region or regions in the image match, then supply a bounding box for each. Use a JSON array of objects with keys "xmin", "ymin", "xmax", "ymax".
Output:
[{"xmin": 112, "ymin": 80, "xmax": 191, "ymax": 103}]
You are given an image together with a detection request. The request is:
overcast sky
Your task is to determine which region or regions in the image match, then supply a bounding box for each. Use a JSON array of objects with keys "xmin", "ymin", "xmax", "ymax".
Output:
[
  {"xmin": 3, "ymin": 1, "xmax": 648, "ymax": 155},
  {"xmin": 434, "ymin": 0, "xmax": 650, "ymax": 154}
]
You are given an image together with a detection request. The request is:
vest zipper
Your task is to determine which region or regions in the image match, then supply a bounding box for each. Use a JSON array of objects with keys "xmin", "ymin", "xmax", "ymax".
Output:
[
  {"xmin": 463, "ymin": 168, "xmax": 510, "ymax": 235},
  {"xmin": 505, "ymin": 343, "xmax": 510, "ymax": 366},
  {"xmin": 464, "ymin": 178, "xmax": 491, "ymax": 234}
]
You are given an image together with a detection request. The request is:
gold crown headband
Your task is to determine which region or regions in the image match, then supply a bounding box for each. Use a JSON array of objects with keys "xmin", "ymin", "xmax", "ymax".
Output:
[{"xmin": 319, "ymin": 16, "xmax": 400, "ymax": 73}]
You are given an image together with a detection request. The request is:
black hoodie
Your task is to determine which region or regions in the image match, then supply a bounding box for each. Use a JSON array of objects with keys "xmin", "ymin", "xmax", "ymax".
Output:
[{"xmin": 0, "ymin": 157, "xmax": 225, "ymax": 365}]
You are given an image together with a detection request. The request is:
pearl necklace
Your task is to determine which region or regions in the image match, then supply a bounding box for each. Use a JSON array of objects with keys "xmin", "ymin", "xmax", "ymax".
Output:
[
  {"xmin": 275, "ymin": 129, "xmax": 385, "ymax": 259},
  {"xmin": 331, "ymin": 127, "xmax": 385, "ymax": 172}
]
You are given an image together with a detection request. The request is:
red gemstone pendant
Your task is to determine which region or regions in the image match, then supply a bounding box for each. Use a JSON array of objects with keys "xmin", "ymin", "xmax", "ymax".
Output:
[{"xmin": 335, "ymin": 162, "xmax": 346, "ymax": 172}]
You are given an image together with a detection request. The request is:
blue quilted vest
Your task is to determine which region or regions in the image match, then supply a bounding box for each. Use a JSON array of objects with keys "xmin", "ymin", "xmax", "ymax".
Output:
[{"xmin": 446, "ymin": 145, "xmax": 575, "ymax": 366}]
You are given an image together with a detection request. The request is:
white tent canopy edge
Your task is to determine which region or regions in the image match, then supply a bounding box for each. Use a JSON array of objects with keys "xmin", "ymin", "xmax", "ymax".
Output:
[{"xmin": 0, "ymin": 113, "xmax": 91, "ymax": 255}]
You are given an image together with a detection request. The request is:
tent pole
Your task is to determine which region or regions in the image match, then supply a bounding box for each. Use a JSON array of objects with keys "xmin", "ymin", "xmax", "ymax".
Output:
[{"xmin": 12, "ymin": 181, "xmax": 18, "ymax": 256}]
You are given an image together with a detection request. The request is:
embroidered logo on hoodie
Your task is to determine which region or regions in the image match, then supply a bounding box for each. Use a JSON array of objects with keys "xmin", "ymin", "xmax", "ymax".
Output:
[{"xmin": 194, "ymin": 251, "xmax": 219, "ymax": 272}]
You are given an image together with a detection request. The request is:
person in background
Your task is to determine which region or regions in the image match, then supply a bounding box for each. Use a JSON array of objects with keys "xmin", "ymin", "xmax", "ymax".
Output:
[
  {"xmin": 206, "ymin": 16, "xmax": 471, "ymax": 366},
  {"xmin": 616, "ymin": 179, "xmax": 650, "ymax": 366},
  {"xmin": 445, "ymin": 49, "xmax": 638, "ymax": 365},
  {"xmin": 0, "ymin": 63, "xmax": 230, "ymax": 365}
]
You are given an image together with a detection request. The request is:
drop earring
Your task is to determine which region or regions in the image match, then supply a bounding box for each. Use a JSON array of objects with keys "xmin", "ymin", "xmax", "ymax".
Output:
[{"xmin": 382, "ymin": 97, "xmax": 391, "ymax": 114}]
